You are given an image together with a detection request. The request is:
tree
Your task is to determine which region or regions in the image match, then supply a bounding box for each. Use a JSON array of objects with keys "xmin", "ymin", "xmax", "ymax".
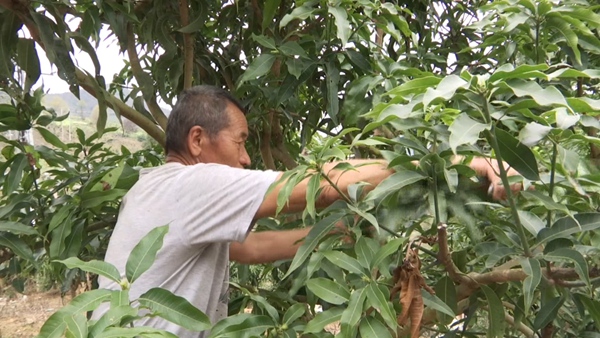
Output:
[{"xmin": 1, "ymin": 0, "xmax": 600, "ymax": 337}]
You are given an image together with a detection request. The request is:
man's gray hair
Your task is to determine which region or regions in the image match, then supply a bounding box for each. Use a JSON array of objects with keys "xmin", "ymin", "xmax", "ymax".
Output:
[{"xmin": 165, "ymin": 85, "xmax": 245, "ymax": 154}]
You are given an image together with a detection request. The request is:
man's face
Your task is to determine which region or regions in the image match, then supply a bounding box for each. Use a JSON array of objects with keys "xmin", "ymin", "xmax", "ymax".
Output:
[{"xmin": 198, "ymin": 103, "xmax": 251, "ymax": 168}]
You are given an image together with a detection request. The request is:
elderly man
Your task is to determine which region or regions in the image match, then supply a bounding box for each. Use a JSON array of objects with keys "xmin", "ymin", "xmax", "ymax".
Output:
[{"xmin": 93, "ymin": 85, "xmax": 513, "ymax": 337}]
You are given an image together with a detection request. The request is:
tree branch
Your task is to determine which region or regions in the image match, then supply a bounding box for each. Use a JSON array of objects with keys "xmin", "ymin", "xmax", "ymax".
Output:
[
  {"xmin": 270, "ymin": 112, "xmax": 298, "ymax": 169},
  {"xmin": 260, "ymin": 111, "xmax": 276, "ymax": 170},
  {"xmin": 1, "ymin": 1, "xmax": 167, "ymax": 146},
  {"xmin": 126, "ymin": 24, "xmax": 168, "ymax": 131},
  {"xmin": 178, "ymin": 0, "xmax": 194, "ymax": 89},
  {"xmin": 437, "ymin": 223, "xmax": 478, "ymax": 288}
]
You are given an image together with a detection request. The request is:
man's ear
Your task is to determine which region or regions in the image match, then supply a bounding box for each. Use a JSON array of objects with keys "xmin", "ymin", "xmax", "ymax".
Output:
[{"xmin": 187, "ymin": 125, "xmax": 205, "ymax": 157}]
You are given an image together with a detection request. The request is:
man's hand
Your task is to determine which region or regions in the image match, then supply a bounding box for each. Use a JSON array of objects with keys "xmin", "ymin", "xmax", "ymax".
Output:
[{"xmin": 469, "ymin": 157, "xmax": 523, "ymax": 201}]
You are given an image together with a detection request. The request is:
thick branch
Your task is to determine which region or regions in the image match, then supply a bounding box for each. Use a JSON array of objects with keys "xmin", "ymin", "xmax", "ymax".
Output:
[
  {"xmin": 270, "ymin": 113, "xmax": 297, "ymax": 169},
  {"xmin": 438, "ymin": 223, "xmax": 478, "ymax": 288},
  {"xmin": 126, "ymin": 24, "xmax": 168, "ymax": 131},
  {"xmin": 260, "ymin": 112, "xmax": 276, "ymax": 170},
  {"xmin": 179, "ymin": 0, "xmax": 194, "ymax": 89},
  {"xmin": 75, "ymin": 70, "xmax": 166, "ymax": 146}
]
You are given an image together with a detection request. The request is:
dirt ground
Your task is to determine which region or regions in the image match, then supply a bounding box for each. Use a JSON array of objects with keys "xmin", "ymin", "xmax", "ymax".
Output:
[{"xmin": 0, "ymin": 288, "xmax": 65, "ymax": 338}]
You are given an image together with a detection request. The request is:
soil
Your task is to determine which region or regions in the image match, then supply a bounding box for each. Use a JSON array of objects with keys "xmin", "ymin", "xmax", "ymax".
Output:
[{"xmin": 0, "ymin": 289, "xmax": 66, "ymax": 338}]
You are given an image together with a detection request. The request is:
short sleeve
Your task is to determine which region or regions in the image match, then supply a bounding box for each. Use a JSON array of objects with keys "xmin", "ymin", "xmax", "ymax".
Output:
[{"xmin": 175, "ymin": 164, "xmax": 280, "ymax": 246}]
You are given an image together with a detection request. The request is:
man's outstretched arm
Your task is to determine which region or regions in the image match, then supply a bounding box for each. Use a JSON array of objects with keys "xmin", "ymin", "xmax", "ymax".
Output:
[{"xmin": 229, "ymin": 228, "xmax": 311, "ymax": 264}]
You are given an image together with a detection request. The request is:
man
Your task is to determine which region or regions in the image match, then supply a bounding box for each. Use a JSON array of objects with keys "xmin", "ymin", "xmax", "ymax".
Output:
[{"xmin": 93, "ymin": 85, "xmax": 515, "ymax": 337}]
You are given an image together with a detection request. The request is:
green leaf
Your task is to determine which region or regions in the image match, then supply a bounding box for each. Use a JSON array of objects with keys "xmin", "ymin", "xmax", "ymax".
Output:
[
  {"xmin": 138, "ymin": 288, "xmax": 211, "ymax": 332},
  {"xmin": 489, "ymin": 64, "xmax": 549, "ymax": 82},
  {"xmin": 95, "ymin": 327, "xmax": 178, "ymax": 338},
  {"xmin": 359, "ymin": 316, "xmax": 392, "ymax": 338},
  {"xmin": 545, "ymin": 248, "xmax": 590, "ymax": 287},
  {"xmin": 38, "ymin": 312, "xmax": 67, "ymax": 338},
  {"xmin": 328, "ymin": 6, "xmax": 350, "ymax": 45},
  {"xmin": 282, "ymin": 303, "xmax": 305, "ymax": 325},
  {"xmin": 365, "ymin": 283, "xmax": 397, "ymax": 329},
  {"xmin": 480, "ymin": 285, "xmax": 505, "ymax": 338},
  {"xmin": 4, "ymin": 153, "xmax": 28, "ymax": 195},
  {"xmin": 63, "ymin": 289, "xmax": 112, "ymax": 313},
  {"xmin": 55, "ymin": 257, "xmax": 121, "ymax": 284},
  {"xmin": 340, "ymin": 288, "xmax": 366, "ymax": 332},
  {"xmin": 449, "ymin": 113, "xmax": 489, "ymax": 153},
  {"xmin": 423, "ymin": 75, "xmax": 468, "ymax": 108},
  {"xmin": 278, "ymin": 41, "xmax": 307, "ymax": 58},
  {"xmin": 372, "ymin": 237, "xmax": 406, "ymax": 269},
  {"xmin": 306, "ymin": 277, "xmax": 350, "ymax": 305},
  {"xmin": 518, "ymin": 122, "xmax": 553, "ymax": 147},
  {"xmin": 521, "ymin": 258, "xmax": 541, "ymax": 315},
  {"xmin": 533, "ymin": 296, "xmax": 563, "ymax": 330},
  {"xmin": 547, "ymin": 16, "xmax": 581, "ymax": 65},
  {"xmin": 64, "ymin": 312, "xmax": 87, "ymax": 338},
  {"xmin": 91, "ymin": 162, "xmax": 126, "ymax": 192},
  {"xmin": 125, "ymin": 225, "xmax": 169, "ymax": 283},
  {"xmin": 262, "ymin": 0, "xmax": 282, "ymax": 32},
  {"xmin": 322, "ymin": 250, "xmax": 366, "ymax": 276},
  {"xmin": 0, "ymin": 221, "xmax": 38, "ymax": 236},
  {"xmin": 16, "ymin": 38, "xmax": 41, "ymax": 91},
  {"xmin": 434, "ymin": 276, "xmax": 457, "ymax": 323},
  {"xmin": 521, "ymin": 190, "xmax": 569, "ymax": 214},
  {"xmin": 355, "ymin": 237, "xmax": 378, "ymax": 270},
  {"xmin": 504, "ymin": 80, "xmax": 568, "ymax": 107},
  {"xmin": 238, "ymin": 54, "xmax": 277, "ymax": 85},
  {"xmin": 538, "ymin": 213, "xmax": 600, "ymax": 244},
  {"xmin": 365, "ymin": 170, "xmax": 426, "ymax": 201},
  {"xmin": 280, "ymin": 5, "xmax": 314, "ymax": 28},
  {"xmin": 421, "ymin": 290, "xmax": 456, "ymax": 318},
  {"xmin": 517, "ymin": 210, "xmax": 545, "ymax": 236},
  {"xmin": 0, "ymin": 233, "xmax": 35, "ymax": 262},
  {"xmin": 386, "ymin": 76, "xmax": 441, "ymax": 98},
  {"xmin": 250, "ymin": 34, "xmax": 276, "ymax": 50},
  {"xmin": 573, "ymin": 293, "xmax": 600, "ymax": 331},
  {"xmin": 304, "ymin": 308, "xmax": 344, "ymax": 333},
  {"xmin": 284, "ymin": 213, "xmax": 345, "ymax": 278},
  {"xmin": 305, "ymin": 174, "xmax": 320, "ymax": 219},
  {"xmin": 209, "ymin": 314, "xmax": 275, "ymax": 338},
  {"xmin": 494, "ymin": 128, "xmax": 540, "ymax": 180},
  {"xmin": 35, "ymin": 127, "xmax": 67, "ymax": 150},
  {"xmin": 49, "ymin": 217, "xmax": 72, "ymax": 259},
  {"xmin": 80, "ymin": 189, "xmax": 127, "ymax": 209},
  {"xmin": 347, "ymin": 203, "xmax": 379, "ymax": 233}
]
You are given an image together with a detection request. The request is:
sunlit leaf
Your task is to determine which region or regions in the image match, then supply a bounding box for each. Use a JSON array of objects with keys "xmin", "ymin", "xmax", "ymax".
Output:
[{"xmin": 449, "ymin": 113, "xmax": 489, "ymax": 154}]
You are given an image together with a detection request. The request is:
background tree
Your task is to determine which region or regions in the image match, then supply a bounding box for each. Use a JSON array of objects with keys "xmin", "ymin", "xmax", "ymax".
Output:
[{"xmin": 1, "ymin": 0, "xmax": 600, "ymax": 337}]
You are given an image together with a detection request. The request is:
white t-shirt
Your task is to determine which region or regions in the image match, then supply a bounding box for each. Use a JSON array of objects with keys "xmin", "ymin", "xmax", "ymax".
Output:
[{"xmin": 92, "ymin": 162, "xmax": 279, "ymax": 337}]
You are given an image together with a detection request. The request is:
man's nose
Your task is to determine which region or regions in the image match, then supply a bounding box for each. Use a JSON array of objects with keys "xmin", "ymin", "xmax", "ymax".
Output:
[{"xmin": 240, "ymin": 148, "xmax": 251, "ymax": 167}]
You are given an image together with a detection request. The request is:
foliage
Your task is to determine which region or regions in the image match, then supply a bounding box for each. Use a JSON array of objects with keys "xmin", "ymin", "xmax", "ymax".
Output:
[
  {"xmin": 0, "ymin": 90, "xmax": 162, "ymax": 293},
  {"xmin": 38, "ymin": 225, "xmax": 212, "ymax": 338},
  {"xmin": 2, "ymin": 0, "xmax": 600, "ymax": 337}
]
